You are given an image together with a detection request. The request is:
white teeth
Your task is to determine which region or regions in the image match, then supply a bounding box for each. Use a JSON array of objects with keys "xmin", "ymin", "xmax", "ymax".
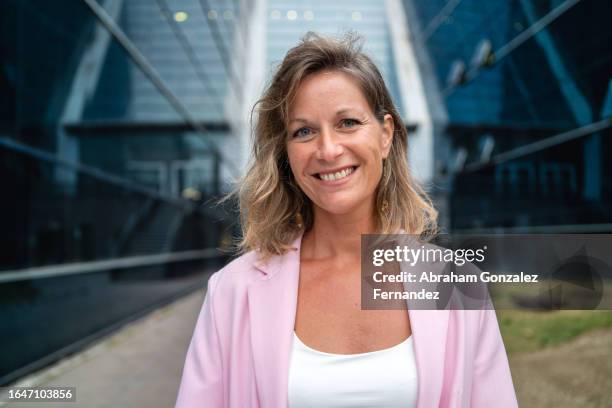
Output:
[{"xmin": 319, "ymin": 167, "xmax": 354, "ymax": 181}]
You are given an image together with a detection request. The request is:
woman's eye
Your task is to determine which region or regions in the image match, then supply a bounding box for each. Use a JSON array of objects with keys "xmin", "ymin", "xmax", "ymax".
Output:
[
  {"xmin": 341, "ymin": 119, "xmax": 360, "ymax": 128},
  {"xmin": 293, "ymin": 128, "xmax": 311, "ymax": 138}
]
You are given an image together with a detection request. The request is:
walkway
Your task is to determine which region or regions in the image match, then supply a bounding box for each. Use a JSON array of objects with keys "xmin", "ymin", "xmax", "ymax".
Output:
[{"xmin": 2, "ymin": 289, "xmax": 205, "ymax": 408}]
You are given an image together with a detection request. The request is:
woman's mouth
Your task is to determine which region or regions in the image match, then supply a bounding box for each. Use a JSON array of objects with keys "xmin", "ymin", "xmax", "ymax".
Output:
[{"xmin": 313, "ymin": 166, "xmax": 358, "ymax": 183}]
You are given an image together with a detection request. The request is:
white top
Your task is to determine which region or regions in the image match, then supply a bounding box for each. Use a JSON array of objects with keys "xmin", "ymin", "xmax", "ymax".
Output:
[{"xmin": 288, "ymin": 332, "xmax": 418, "ymax": 407}]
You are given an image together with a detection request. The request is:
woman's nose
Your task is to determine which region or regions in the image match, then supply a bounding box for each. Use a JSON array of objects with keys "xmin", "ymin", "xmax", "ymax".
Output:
[{"xmin": 315, "ymin": 128, "xmax": 344, "ymax": 161}]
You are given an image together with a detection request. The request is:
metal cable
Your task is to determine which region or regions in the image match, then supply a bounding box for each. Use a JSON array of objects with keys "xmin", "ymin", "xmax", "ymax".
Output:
[
  {"xmin": 155, "ymin": 0, "xmax": 224, "ymax": 115},
  {"xmin": 81, "ymin": 0, "xmax": 240, "ymax": 178},
  {"xmin": 443, "ymin": 0, "xmax": 582, "ymax": 97},
  {"xmin": 420, "ymin": 0, "xmax": 464, "ymax": 42},
  {"xmin": 198, "ymin": 0, "xmax": 243, "ymax": 102},
  {"xmin": 0, "ymin": 136, "xmax": 192, "ymax": 209},
  {"xmin": 462, "ymin": 117, "xmax": 611, "ymax": 173}
]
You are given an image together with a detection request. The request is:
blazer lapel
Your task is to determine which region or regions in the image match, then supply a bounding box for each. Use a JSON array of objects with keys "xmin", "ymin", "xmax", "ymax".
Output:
[
  {"xmin": 409, "ymin": 308, "xmax": 450, "ymax": 408},
  {"xmin": 397, "ymin": 231, "xmax": 450, "ymax": 407},
  {"xmin": 247, "ymin": 233, "xmax": 302, "ymax": 408}
]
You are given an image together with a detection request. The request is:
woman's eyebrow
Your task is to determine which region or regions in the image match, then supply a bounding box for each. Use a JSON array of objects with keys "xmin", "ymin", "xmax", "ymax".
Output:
[
  {"xmin": 335, "ymin": 108, "xmax": 359, "ymax": 116},
  {"xmin": 289, "ymin": 108, "xmax": 365, "ymax": 123},
  {"xmin": 288, "ymin": 118, "xmax": 309, "ymax": 124}
]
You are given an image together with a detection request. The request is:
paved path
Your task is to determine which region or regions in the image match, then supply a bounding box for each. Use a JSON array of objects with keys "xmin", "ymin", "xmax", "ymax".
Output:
[{"xmin": 3, "ymin": 289, "xmax": 206, "ymax": 408}]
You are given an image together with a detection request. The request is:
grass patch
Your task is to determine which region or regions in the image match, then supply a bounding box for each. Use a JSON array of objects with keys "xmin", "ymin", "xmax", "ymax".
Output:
[{"xmin": 497, "ymin": 310, "xmax": 612, "ymax": 355}]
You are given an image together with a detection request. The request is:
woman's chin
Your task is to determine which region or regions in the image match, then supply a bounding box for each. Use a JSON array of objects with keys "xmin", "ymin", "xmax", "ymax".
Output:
[{"xmin": 314, "ymin": 200, "xmax": 368, "ymax": 217}]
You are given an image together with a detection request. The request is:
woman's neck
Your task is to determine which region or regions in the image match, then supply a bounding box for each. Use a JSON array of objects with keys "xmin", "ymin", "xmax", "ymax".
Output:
[{"xmin": 301, "ymin": 203, "xmax": 377, "ymax": 262}]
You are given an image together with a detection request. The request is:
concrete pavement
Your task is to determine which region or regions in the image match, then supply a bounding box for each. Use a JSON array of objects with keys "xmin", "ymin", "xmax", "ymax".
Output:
[{"xmin": 3, "ymin": 289, "xmax": 206, "ymax": 408}]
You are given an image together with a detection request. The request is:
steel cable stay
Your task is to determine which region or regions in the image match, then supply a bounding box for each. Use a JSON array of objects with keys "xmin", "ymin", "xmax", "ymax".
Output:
[
  {"xmin": 461, "ymin": 117, "xmax": 611, "ymax": 174},
  {"xmin": 198, "ymin": 0, "xmax": 244, "ymax": 103},
  {"xmin": 419, "ymin": 0, "xmax": 464, "ymax": 42},
  {"xmin": 219, "ymin": 0, "xmax": 249, "ymax": 74},
  {"xmin": 452, "ymin": 51, "xmax": 611, "ymax": 127},
  {"xmin": 424, "ymin": 0, "xmax": 507, "ymax": 58},
  {"xmin": 81, "ymin": 0, "xmax": 240, "ymax": 179},
  {"xmin": 154, "ymin": 0, "xmax": 226, "ymax": 117},
  {"xmin": 443, "ymin": 0, "xmax": 582, "ymax": 97},
  {"xmin": 230, "ymin": 0, "xmax": 250, "ymax": 51},
  {"xmin": 0, "ymin": 136, "xmax": 198, "ymax": 211}
]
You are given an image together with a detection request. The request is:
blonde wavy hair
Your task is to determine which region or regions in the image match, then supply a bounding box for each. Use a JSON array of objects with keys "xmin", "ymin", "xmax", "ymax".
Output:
[{"xmin": 230, "ymin": 32, "xmax": 437, "ymax": 261}]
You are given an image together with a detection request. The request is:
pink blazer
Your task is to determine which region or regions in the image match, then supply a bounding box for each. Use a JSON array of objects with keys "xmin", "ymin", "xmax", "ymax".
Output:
[{"xmin": 175, "ymin": 232, "xmax": 518, "ymax": 407}]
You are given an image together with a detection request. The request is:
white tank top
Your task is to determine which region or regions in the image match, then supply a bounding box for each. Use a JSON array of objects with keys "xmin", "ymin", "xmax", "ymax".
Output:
[{"xmin": 288, "ymin": 332, "xmax": 418, "ymax": 407}]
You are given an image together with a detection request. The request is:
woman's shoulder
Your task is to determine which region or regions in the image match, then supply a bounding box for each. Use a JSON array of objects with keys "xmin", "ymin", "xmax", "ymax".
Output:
[{"xmin": 207, "ymin": 250, "xmax": 266, "ymax": 295}]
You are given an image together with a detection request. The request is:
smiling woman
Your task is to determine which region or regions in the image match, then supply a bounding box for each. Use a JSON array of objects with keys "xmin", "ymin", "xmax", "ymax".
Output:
[
  {"xmin": 175, "ymin": 32, "xmax": 518, "ymax": 408},
  {"xmin": 237, "ymin": 32, "xmax": 437, "ymax": 260}
]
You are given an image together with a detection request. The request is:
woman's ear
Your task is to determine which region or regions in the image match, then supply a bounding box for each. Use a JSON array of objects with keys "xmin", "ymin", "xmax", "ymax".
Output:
[{"xmin": 381, "ymin": 114, "xmax": 394, "ymax": 159}]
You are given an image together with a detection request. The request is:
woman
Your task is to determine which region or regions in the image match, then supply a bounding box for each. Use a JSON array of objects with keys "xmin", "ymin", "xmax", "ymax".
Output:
[{"xmin": 175, "ymin": 32, "xmax": 517, "ymax": 407}]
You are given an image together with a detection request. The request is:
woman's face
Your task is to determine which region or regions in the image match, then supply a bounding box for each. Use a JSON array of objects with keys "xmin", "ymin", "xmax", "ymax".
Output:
[{"xmin": 286, "ymin": 70, "xmax": 394, "ymax": 217}]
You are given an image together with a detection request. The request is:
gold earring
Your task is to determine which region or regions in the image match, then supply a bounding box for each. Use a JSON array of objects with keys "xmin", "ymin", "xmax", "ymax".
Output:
[
  {"xmin": 381, "ymin": 158, "xmax": 388, "ymax": 179},
  {"xmin": 380, "ymin": 199, "xmax": 389, "ymax": 215},
  {"xmin": 295, "ymin": 212, "xmax": 303, "ymax": 229}
]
